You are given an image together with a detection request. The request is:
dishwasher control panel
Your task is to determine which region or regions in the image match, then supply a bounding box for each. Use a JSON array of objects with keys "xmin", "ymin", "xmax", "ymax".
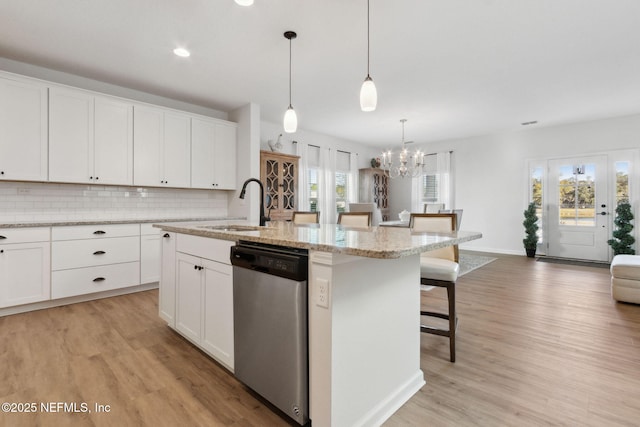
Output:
[{"xmin": 230, "ymin": 241, "xmax": 308, "ymax": 281}]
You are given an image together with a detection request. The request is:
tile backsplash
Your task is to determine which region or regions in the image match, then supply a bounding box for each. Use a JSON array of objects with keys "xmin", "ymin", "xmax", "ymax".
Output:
[{"xmin": 0, "ymin": 181, "xmax": 230, "ymax": 223}]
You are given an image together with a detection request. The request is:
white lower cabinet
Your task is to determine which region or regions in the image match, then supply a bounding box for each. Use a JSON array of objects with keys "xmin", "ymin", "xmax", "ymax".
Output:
[
  {"xmin": 176, "ymin": 252, "xmax": 203, "ymax": 343},
  {"xmin": 51, "ymin": 224, "xmax": 141, "ymax": 300},
  {"xmin": 172, "ymin": 234, "xmax": 234, "ymax": 371},
  {"xmin": 159, "ymin": 231, "xmax": 176, "ymax": 326},
  {"xmin": 1, "ymin": 222, "xmax": 164, "ymax": 313},
  {"xmin": 140, "ymin": 224, "xmax": 162, "ymax": 284},
  {"xmin": 202, "ymin": 258, "xmax": 233, "ymax": 367},
  {"xmin": 0, "ymin": 228, "xmax": 51, "ymax": 308},
  {"xmin": 51, "ymin": 262, "xmax": 140, "ymax": 299}
]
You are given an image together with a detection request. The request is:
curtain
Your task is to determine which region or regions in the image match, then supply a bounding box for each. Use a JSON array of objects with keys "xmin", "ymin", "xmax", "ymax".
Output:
[
  {"xmin": 296, "ymin": 142, "xmax": 309, "ymax": 211},
  {"xmin": 348, "ymin": 152, "xmax": 359, "ymax": 203},
  {"xmin": 319, "ymin": 147, "xmax": 336, "ymax": 224},
  {"xmin": 411, "ymin": 175, "xmax": 422, "ymax": 213},
  {"xmin": 437, "ymin": 151, "xmax": 452, "ymax": 209}
]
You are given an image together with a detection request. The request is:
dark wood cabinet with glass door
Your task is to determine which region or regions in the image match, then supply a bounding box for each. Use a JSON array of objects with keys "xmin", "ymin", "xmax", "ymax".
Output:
[
  {"xmin": 359, "ymin": 168, "xmax": 390, "ymax": 221},
  {"xmin": 260, "ymin": 151, "xmax": 299, "ymax": 221}
]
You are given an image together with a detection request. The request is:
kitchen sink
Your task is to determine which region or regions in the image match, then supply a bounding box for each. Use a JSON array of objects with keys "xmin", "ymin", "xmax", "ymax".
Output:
[{"xmin": 197, "ymin": 225, "xmax": 262, "ymax": 232}]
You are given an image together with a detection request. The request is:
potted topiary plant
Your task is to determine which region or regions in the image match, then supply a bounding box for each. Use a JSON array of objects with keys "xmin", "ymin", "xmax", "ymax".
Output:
[
  {"xmin": 523, "ymin": 202, "xmax": 539, "ymax": 258},
  {"xmin": 608, "ymin": 201, "xmax": 635, "ymax": 255}
]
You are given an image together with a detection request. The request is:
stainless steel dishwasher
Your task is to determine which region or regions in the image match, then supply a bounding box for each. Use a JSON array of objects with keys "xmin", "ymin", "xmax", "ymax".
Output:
[{"xmin": 230, "ymin": 240, "xmax": 309, "ymax": 426}]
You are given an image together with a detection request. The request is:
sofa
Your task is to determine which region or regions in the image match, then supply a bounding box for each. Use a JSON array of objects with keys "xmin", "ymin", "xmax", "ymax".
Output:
[{"xmin": 610, "ymin": 255, "xmax": 640, "ymax": 304}]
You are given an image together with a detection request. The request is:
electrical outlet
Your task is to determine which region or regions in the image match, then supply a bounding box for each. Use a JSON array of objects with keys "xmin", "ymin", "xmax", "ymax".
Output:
[{"xmin": 316, "ymin": 278, "xmax": 330, "ymax": 309}]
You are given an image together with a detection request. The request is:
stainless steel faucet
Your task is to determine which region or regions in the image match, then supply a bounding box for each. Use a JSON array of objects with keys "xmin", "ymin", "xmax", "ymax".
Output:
[{"xmin": 239, "ymin": 178, "xmax": 270, "ymax": 226}]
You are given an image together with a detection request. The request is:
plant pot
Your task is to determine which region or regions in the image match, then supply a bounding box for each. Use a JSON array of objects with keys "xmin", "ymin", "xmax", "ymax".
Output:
[{"xmin": 525, "ymin": 248, "xmax": 536, "ymax": 258}]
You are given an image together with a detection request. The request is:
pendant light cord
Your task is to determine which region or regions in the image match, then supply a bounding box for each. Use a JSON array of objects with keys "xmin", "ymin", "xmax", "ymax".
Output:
[
  {"xmin": 289, "ymin": 37, "xmax": 293, "ymax": 107},
  {"xmin": 366, "ymin": 0, "xmax": 370, "ymax": 77}
]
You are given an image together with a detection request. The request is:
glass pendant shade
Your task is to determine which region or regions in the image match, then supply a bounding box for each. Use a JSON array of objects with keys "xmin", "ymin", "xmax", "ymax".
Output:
[
  {"xmin": 360, "ymin": 75, "xmax": 377, "ymax": 112},
  {"xmin": 284, "ymin": 106, "xmax": 297, "ymax": 133}
]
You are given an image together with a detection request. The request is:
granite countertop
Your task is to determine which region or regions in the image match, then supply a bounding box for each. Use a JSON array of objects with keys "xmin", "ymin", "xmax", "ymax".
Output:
[
  {"xmin": 155, "ymin": 221, "xmax": 482, "ymax": 259},
  {"xmin": 0, "ymin": 217, "xmax": 246, "ymax": 229}
]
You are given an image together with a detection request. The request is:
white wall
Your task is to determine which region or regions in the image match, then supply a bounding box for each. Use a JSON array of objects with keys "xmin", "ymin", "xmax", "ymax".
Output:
[
  {"xmin": 228, "ymin": 103, "xmax": 262, "ymax": 223},
  {"xmin": 390, "ymin": 113, "xmax": 640, "ymax": 255},
  {"xmin": 260, "ymin": 121, "xmax": 380, "ymax": 169}
]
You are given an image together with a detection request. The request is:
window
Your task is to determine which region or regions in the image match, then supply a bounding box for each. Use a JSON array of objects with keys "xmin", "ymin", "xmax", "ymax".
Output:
[
  {"xmin": 530, "ymin": 165, "xmax": 544, "ymax": 242},
  {"xmin": 531, "ymin": 167, "xmax": 543, "ymax": 208},
  {"xmin": 419, "ymin": 154, "xmax": 439, "ymax": 204},
  {"xmin": 615, "ymin": 161, "xmax": 630, "ymax": 205},
  {"xmin": 421, "ymin": 174, "xmax": 438, "ymax": 203}
]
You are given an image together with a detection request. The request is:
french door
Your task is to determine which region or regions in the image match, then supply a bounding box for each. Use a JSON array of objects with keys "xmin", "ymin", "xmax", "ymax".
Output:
[{"xmin": 547, "ymin": 155, "xmax": 610, "ymax": 261}]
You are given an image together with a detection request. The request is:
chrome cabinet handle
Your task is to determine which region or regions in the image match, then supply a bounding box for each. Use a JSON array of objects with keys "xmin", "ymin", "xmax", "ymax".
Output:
[
  {"xmin": 93, "ymin": 277, "xmax": 106, "ymax": 282},
  {"xmin": 93, "ymin": 230, "xmax": 106, "ymax": 235},
  {"xmin": 163, "ymin": 233, "xmax": 170, "ymax": 238},
  {"xmin": 93, "ymin": 250, "xmax": 106, "ymax": 255}
]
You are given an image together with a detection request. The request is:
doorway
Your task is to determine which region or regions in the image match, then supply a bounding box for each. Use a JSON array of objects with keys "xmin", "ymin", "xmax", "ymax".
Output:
[{"xmin": 546, "ymin": 155, "xmax": 610, "ymax": 262}]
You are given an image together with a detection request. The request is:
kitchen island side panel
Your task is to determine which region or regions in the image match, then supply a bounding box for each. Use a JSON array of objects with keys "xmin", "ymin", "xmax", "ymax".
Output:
[{"xmin": 309, "ymin": 251, "xmax": 425, "ymax": 426}]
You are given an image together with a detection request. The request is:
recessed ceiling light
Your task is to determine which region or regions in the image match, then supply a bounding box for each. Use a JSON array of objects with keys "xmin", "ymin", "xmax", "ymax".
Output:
[
  {"xmin": 235, "ymin": 0, "xmax": 254, "ymax": 6},
  {"xmin": 173, "ymin": 47, "xmax": 190, "ymax": 58}
]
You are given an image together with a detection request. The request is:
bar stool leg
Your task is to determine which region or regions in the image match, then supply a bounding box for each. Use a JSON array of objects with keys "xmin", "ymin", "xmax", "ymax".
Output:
[{"xmin": 447, "ymin": 283, "xmax": 456, "ymax": 363}]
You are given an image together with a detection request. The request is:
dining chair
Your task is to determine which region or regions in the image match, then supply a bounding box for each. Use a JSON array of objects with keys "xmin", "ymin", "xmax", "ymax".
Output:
[
  {"xmin": 348, "ymin": 203, "xmax": 383, "ymax": 226},
  {"xmin": 292, "ymin": 211, "xmax": 320, "ymax": 224},
  {"xmin": 337, "ymin": 212, "xmax": 372, "ymax": 227},
  {"xmin": 410, "ymin": 213, "xmax": 459, "ymax": 362},
  {"xmin": 438, "ymin": 208, "xmax": 463, "ymax": 229},
  {"xmin": 423, "ymin": 203, "xmax": 445, "ymax": 213}
]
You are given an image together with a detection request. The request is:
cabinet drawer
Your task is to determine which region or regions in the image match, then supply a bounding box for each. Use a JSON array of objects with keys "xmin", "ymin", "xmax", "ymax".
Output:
[
  {"xmin": 52, "ymin": 236, "xmax": 140, "ymax": 270},
  {"xmin": 0, "ymin": 227, "xmax": 50, "ymax": 244},
  {"xmin": 51, "ymin": 261, "xmax": 140, "ymax": 299},
  {"xmin": 52, "ymin": 223, "xmax": 139, "ymax": 241},
  {"xmin": 176, "ymin": 233, "xmax": 234, "ymax": 264}
]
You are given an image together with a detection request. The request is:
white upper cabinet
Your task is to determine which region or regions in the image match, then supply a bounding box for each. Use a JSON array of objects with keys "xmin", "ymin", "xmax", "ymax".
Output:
[
  {"xmin": 94, "ymin": 97, "xmax": 133, "ymax": 185},
  {"xmin": 191, "ymin": 118, "xmax": 237, "ymax": 190},
  {"xmin": 0, "ymin": 75, "xmax": 48, "ymax": 181},
  {"xmin": 134, "ymin": 105, "xmax": 191, "ymax": 188},
  {"xmin": 49, "ymin": 87, "xmax": 133, "ymax": 185}
]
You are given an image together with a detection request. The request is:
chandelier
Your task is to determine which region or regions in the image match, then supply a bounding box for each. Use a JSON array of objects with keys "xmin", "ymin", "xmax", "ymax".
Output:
[{"xmin": 381, "ymin": 119, "xmax": 425, "ymax": 178}]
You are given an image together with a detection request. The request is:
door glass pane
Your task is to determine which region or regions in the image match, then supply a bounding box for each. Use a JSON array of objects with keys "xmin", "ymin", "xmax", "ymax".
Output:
[{"xmin": 558, "ymin": 164, "xmax": 595, "ymax": 226}]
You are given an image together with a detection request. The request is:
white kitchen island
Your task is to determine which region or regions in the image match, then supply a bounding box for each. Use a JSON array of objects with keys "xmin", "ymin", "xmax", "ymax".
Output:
[{"xmin": 155, "ymin": 221, "xmax": 481, "ymax": 426}]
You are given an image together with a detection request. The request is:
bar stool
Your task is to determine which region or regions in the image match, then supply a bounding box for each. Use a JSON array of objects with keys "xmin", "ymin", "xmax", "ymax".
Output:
[{"xmin": 410, "ymin": 213, "xmax": 459, "ymax": 362}]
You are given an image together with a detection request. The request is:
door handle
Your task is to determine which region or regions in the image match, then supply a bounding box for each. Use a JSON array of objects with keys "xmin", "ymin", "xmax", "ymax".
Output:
[
  {"xmin": 93, "ymin": 277, "xmax": 106, "ymax": 282},
  {"xmin": 600, "ymin": 212, "xmax": 608, "ymax": 216},
  {"xmin": 163, "ymin": 233, "xmax": 170, "ymax": 238},
  {"xmin": 93, "ymin": 250, "xmax": 106, "ymax": 255}
]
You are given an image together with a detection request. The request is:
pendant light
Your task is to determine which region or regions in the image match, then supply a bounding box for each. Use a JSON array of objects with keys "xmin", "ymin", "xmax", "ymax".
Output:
[
  {"xmin": 360, "ymin": 0, "xmax": 377, "ymax": 112},
  {"xmin": 283, "ymin": 31, "xmax": 298, "ymax": 133}
]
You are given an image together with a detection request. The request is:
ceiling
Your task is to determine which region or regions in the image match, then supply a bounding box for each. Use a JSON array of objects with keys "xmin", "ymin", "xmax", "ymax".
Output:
[{"xmin": 1, "ymin": 0, "xmax": 640, "ymax": 147}]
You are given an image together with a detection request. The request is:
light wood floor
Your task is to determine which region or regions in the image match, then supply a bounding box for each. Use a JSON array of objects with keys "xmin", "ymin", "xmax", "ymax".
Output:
[{"xmin": 1, "ymin": 254, "xmax": 639, "ymax": 426}]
